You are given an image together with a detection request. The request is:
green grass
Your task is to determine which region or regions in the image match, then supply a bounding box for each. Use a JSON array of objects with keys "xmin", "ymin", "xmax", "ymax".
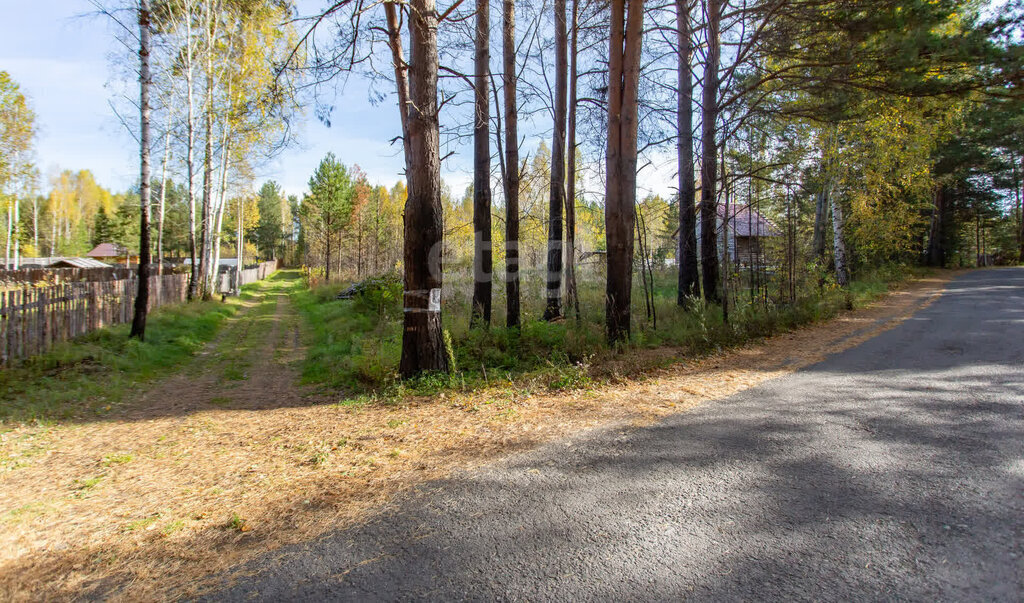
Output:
[
  {"xmin": 101, "ymin": 452, "xmax": 134, "ymax": 466},
  {"xmin": 0, "ymin": 289, "xmax": 243, "ymax": 425},
  {"xmin": 293, "ymin": 264, "xmax": 920, "ymax": 400},
  {"xmin": 213, "ymin": 274, "xmax": 300, "ymax": 382}
]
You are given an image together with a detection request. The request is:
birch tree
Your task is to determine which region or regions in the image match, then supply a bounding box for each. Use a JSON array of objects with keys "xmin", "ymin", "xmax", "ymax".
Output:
[{"xmin": 131, "ymin": 0, "xmax": 154, "ymax": 339}]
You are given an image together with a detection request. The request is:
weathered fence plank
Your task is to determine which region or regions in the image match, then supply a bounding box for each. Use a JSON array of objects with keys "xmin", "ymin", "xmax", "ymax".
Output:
[{"xmin": 0, "ymin": 273, "xmax": 189, "ymax": 366}]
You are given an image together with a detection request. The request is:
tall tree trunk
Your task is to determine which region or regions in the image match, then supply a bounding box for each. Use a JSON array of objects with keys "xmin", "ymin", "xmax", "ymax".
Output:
[
  {"xmin": 400, "ymin": 0, "xmax": 449, "ymax": 377},
  {"xmin": 544, "ymin": 0, "xmax": 568, "ymax": 320},
  {"xmin": 5, "ymin": 204, "xmax": 11, "ymax": 268},
  {"xmin": 677, "ymin": 0, "xmax": 699, "ymax": 302},
  {"xmin": 564, "ymin": 0, "xmax": 579, "ymax": 320},
  {"xmin": 831, "ymin": 189, "xmax": 850, "ymax": 286},
  {"xmin": 974, "ymin": 212, "xmax": 983, "ymax": 266},
  {"xmin": 325, "ymin": 221, "xmax": 332, "ymax": 282},
  {"xmin": 503, "ymin": 0, "xmax": 521, "ymax": 328},
  {"xmin": 471, "ymin": 0, "xmax": 493, "ymax": 327},
  {"xmin": 811, "ymin": 189, "xmax": 827, "ymax": 259},
  {"xmin": 131, "ymin": 0, "xmax": 153, "ymax": 340},
  {"xmin": 185, "ymin": 3, "xmax": 199, "ymax": 300},
  {"xmin": 235, "ymin": 196, "xmax": 243, "ymax": 292},
  {"xmin": 925, "ymin": 185, "xmax": 945, "ymax": 267},
  {"xmin": 385, "ymin": 1, "xmax": 411, "ymax": 167},
  {"xmin": 199, "ymin": 1, "xmax": 216, "ymax": 301},
  {"xmin": 210, "ymin": 135, "xmax": 231, "ymax": 295},
  {"xmin": 720, "ymin": 148, "xmax": 729, "ymax": 323},
  {"xmin": 32, "ymin": 196, "xmax": 38, "ymax": 251},
  {"xmin": 157, "ymin": 109, "xmax": 171, "ymax": 275},
  {"xmin": 604, "ymin": 0, "xmax": 644, "ymax": 344},
  {"xmin": 357, "ymin": 211, "xmax": 363, "ymax": 277},
  {"xmin": 700, "ymin": 0, "xmax": 721, "ymax": 304},
  {"xmin": 13, "ymin": 198, "xmax": 19, "ymax": 269},
  {"xmin": 1017, "ymin": 154, "xmax": 1023, "ymax": 263}
]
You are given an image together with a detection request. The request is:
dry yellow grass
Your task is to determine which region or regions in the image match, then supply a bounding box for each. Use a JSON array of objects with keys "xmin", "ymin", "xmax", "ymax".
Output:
[{"xmin": 0, "ymin": 271, "xmax": 953, "ymax": 600}]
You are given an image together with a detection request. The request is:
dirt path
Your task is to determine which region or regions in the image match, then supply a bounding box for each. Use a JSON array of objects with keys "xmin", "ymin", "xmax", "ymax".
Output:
[
  {"xmin": 0, "ymin": 271, "xmax": 957, "ymax": 600},
  {"xmin": 128, "ymin": 282, "xmax": 308, "ymax": 419}
]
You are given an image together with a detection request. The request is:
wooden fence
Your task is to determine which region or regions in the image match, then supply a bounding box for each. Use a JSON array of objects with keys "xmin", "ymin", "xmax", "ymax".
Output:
[
  {"xmin": 0, "ymin": 267, "xmax": 141, "ymax": 286},
  {"xmin": 216, "ymin": 261, "xmax": 279, "ymax": 294},
  {"xmin": 0, "ymin": 273, "xmax": 188, "ymax": 366}
]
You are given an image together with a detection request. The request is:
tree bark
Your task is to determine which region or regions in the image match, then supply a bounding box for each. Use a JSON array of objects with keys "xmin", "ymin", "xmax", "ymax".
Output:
[
  {"xmin": 5, "ymin": 204, "xmax": 11, "ymax": 269},
  {"xmin": 157, "ymin": 109, "xmax": 171, "ymax": 275},
  {"xmin": 325, "ymin": 217, "xmax": 332, "ymax": 282},
  {"xmin": 185, "ymin": 0, "xmax": 199, "ymax": 300},
  {"xmin": 13, "ymin": 199, "xmax": 18, "ymax": 270},
  {"xmin": 676, "ymin": 0, "xmax": 699, "ymax": 303},
  {"xmin": 925, "ymin": 185, "xmax": 945, "ymax": 267},
  {"xmin": 543, "ymin": 0, "xmax": 568, "ymax": 321},
  {"xmin": 385, "ymin": 1, "xmax": 411, "ymax": 167},
  {"xmin": 131, "ymin": 0, "xmax": 153, "ymax": 340},
  {"xmin": 400, "ymin": 0, "xmax": 449, "ymax": 377},
  {"xmin": 471, "ymin": 0, "xmax": 493, "ymax": 327},
  {"xmin": 604, "ymin": 0, "xmax": 644, "ymax": 344},
  {"xmin": 811, "ymin": 189, "xmax": 827, "ymax": 259},
  {"xmin": 32, "ymin": 196, "xmax": 38, "ymax": 251},
  {"xmin": 235, "ymin": 196, "xmax": 243, "ymax": 292},
  {"xmin": 831, "ymin": 188, "xmax": 850, "ymax": 286},
  {"xmin": 210, "ymin": 135, "xmax": 231, "ymax": 294},
  {"xmin": 50, "ymin": 206, "xmax": 56, "ymax": 256},
  {"xmin": 199, "ymin": 0, "xmax": 216, "ymax": 300},
  {"xmin": 1018, "ymin": 154, "xmax": 1023, "ymax": 263},
  {"xmin": 564, "ymin": 0, "xmax": 579, "ymax": 320},
  {"xmin": 502, "ymin": 0, "xmax": 521, "ymax": 328},
  {"xmin": 700, "ymin": 0, "xmax": 721, "ymax": 304},
  {"xmin": 720, "ymin": 148, "xmax": 729, "ymax": 324}
]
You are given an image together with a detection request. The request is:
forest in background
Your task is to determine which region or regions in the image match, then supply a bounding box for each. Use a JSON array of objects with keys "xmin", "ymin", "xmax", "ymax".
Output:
[{"xmin": 0, "ymin": 0, "xmax": 1021, "ymax": 374}]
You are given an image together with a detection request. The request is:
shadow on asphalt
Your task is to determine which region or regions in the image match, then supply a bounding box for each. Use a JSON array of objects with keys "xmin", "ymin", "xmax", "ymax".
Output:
[{"xmin": 201, "ymin": 268, "xmax": 1024, "ymax": 601}]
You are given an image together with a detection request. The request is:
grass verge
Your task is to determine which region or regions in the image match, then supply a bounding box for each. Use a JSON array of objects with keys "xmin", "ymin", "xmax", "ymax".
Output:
[
  {"xmin": 0, "ymin": 295, "xmax": 242, "ymax": 425},
  {"xmin": 292, "ymin": 265, "xmax": 931, "ymax": 401}
]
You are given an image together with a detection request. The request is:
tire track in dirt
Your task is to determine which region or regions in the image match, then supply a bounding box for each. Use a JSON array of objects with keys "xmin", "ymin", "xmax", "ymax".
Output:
[{"xmin": 128, "ymin": 283, "xmax": 310, "ymax": 419}]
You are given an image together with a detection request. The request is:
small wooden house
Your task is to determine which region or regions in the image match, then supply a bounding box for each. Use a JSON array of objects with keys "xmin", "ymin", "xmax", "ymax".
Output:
[
  {"xmin": 695, "ymin": 204, "xmax": 780, "ymax": 266},
  {"xmin": 86, "ymin": 243, "xmax": 138, "ymax": 267}
]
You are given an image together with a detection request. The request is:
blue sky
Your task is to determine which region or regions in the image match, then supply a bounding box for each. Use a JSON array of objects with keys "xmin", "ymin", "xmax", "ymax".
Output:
[
  {"xmin": 1, "ymin": 1, "xmax": 676, "ymax": 201},
  {"xmin": 0, "ymin": 0, "xmax": 446, "ymax": 199}
]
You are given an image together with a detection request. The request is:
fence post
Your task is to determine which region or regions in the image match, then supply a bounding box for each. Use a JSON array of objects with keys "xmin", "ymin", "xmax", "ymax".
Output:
[{"xmin": 1, "ymin": 290, "xmax": 7, "ymax": 366}]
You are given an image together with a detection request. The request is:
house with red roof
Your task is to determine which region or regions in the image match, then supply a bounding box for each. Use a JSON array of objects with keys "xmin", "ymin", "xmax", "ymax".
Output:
[{"xmin": 86, "ymin": 243, "xmax": 138, "ymax": 267}]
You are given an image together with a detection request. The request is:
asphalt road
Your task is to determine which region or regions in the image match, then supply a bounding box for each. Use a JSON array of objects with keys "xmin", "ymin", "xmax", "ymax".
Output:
[{"xmin": 213, "ymin": 268, "xmax": 1024, "ymax": 601}]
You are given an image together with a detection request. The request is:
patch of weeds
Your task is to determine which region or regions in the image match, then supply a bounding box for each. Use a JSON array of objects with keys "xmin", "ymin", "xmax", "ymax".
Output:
[
  {"xmin": 222, "ymin": 365, "xmax": 246, "ymax": 381},
  {"xmin": 123, "ymin": 516, "xmax": 159, "ymax": 532},
  {"xmin": 3, "ymin": 501, "xmax": 53, "ymax": 524},
  {"xmin": 386, "ymin": 419, "xmax": 407, "ymax": 429},
  {"xmin": 308, "ymin": 449, "xmax": 330, "ymax": 467},
  {"xmin": 209, "ymin": 396, "xmax": 232, "ymax": 406},
  {"xmin": 72, "ymin": 475, "xmax": 105, "ymax": 497},
  {"xmin": 388, "ymin": 448, "xmax": 402, "ymax": 458},
  {"xmin": 546, "ymin": 356, "xmax": 594, "ymax": 392},
  {"xmin": 491, "ymin": 407, "xmax": 519, "ymax": 422},
  {"xmin": 101, "ymin": 452, "xmax": 134, "ymax": 467},
  {"xmin": 227, "ymin": 512, "xmax": 250, "ymax": 532},
  {"xmin": 162, "ymin": 519, "xmax": 186, "ymax": 536}
]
